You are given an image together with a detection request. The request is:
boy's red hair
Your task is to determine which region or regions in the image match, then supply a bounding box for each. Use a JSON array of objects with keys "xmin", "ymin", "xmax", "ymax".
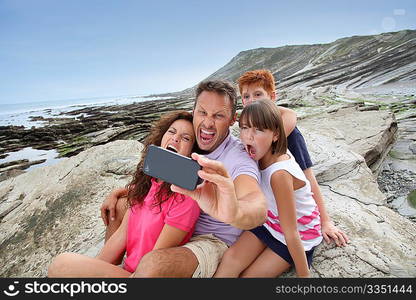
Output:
[{"xmin": 237, "ymin": 69, "xmax": 276, "ymax": 97}]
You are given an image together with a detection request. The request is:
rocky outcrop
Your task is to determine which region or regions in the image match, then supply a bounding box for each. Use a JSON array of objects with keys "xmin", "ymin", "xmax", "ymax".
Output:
[
  {"xmin": 0, "ymin": 140, "xmax": 141, "ymax": 277},
  {"xmin": 298, "ymin": 106, "xmax": 398, "ymax": 173},
  {"xmin": 211, "ymin": 30, "xmax": 416, "ymax": 92},
  {"xmin": 1, "ymin": 107, "xmax": 415, "ymax": 278},
  {"xmin": 296, "ymin": 108, "xmax": 415, "ymax": 277},
  {"xmin": 162, "ymin": 30, "xmax": 416, "ymax": 100},
  {"xmin": 0, "ymin": 97, "xmax": 193, "ymax": 161}
]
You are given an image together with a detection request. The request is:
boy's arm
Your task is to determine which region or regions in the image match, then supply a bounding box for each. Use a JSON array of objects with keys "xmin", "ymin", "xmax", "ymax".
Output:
[
  {"xmin": 96, "ymin": 210, "xmax": 129, "ymax": 264},
  {"xmin": 304, "ymin": 169, "xmax": 349, "ymax": 247},
  {"xmin": 277, "ymin": 106, "xmax": 297, "ymax": 137}
]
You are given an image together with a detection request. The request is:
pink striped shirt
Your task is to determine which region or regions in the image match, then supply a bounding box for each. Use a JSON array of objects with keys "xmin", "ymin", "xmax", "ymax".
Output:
[{"xmin": 260, "ymin": 155, "xmax": 322, "ymax": 251}]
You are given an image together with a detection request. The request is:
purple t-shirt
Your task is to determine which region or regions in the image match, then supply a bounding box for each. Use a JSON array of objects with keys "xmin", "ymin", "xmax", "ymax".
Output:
[{"xmin": 193, "ymin": 131, "xmax": 260, "ymax": 245}]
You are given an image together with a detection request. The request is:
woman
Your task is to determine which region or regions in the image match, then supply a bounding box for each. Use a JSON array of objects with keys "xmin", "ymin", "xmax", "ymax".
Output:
[{"xmin": 48, "ymin": 110, "xmax": 200, "ymax": 277}]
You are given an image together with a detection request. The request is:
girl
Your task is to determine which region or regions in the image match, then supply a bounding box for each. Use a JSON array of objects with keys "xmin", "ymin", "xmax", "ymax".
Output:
[
  {"xmin": 214, "ymin": 100, "xmax": 322, "ymax": 278},
  {"xmin": 48, "ymin": 110, "xmax": 201, "ymax": 277}
]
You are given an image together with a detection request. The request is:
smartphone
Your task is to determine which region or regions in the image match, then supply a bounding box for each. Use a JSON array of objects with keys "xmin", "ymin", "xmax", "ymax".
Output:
[{"xmin": 143, "ymin": 145, "xmax": 202, "ymax": 191}]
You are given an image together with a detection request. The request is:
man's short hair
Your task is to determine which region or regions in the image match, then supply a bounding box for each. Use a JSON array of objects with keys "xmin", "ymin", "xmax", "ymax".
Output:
[
  {"xmin": 237, "ymin": 69, "xmax": 276, "ymax": 97},
  {"xmin": 195, "ymin": 80, "xmax": 237, "ymax": 117}
]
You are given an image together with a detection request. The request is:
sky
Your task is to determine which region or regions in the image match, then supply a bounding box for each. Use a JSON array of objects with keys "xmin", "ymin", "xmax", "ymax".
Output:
[{"xmin": 0, "ymin": 0, "xmax": 415, "ymax": 104}]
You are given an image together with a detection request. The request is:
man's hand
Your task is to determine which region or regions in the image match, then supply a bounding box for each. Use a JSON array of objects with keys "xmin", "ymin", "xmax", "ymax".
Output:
[
  {"xmin": 321, "ymin": 220, "xmax": 349, "ymax": 247},
  {"xmin": 171, "ymin": 153, "xmax": 238, "ymax": 225},
  {"xmin": 100, "ymin": 188, "xmax": 127, "ymax": 226}
]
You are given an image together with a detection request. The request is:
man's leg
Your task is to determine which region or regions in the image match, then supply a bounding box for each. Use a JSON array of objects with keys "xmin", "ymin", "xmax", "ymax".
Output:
[
  {"xmin": 132, "ymin": 234, "xmax": 228, "ymax": 278},
  {"xmin": 132, "ymin": 247, "xmax": 198, "ymax": 278}
]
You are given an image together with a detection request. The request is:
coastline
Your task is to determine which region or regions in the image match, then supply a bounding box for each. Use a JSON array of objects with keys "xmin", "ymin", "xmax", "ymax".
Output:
[{"xmin": 0, "ymin": 94, "xmax": 194, "ymax": 178}]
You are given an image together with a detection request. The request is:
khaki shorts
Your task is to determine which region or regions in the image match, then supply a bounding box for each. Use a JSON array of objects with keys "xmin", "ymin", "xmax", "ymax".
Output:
[{"xmin": 182, "ymin": 234, "xmax": 229, "ymax": 278}]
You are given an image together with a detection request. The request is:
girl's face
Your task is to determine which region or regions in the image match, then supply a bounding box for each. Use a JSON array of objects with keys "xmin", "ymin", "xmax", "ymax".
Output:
[
  {"xmin": 239, "ymin": 122, "xmax": 278, "ymax": 162},
  {"xmin": 161, "ymin": 119, "xmax": 195, "ymax": 157}
]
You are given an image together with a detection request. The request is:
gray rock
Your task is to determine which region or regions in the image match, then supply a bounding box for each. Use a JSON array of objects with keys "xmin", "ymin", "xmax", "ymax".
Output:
[
  {"xmin": 0, "ymin": 107, "xmax": 415, "ymax": 277},
  {"xmin": 0, "ymin": 140, "xmax": 142, "ymax": 277},
  {"xmin": 410, "ymin": 142, "xmax": 416, "ymax": 155},
  {"xmin": 298, "ymin": 106, "xmax": 398, "ymax": 174}
]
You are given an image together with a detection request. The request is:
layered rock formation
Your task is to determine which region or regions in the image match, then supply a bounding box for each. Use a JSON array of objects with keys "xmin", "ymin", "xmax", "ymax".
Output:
[
  {"xmin": 0, "ymin": 97, "xmax": 193, "ymax": 162},
  {"xmin": 169, "ymin": 30, "xmax": 416, "ymax": 97},
  {"xmin": 0, "ymin": 140, "xmax": 141, "ymax": 277},
  {"xmin": 0, "ymin": 106, "xmax": 415, "ymax": 277}
]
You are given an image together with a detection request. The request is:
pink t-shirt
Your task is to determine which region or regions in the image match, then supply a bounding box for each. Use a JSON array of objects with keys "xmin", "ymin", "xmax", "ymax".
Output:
[{"xmin": 123, "ymin": 179, "xmax": 200, "ymax": 273}]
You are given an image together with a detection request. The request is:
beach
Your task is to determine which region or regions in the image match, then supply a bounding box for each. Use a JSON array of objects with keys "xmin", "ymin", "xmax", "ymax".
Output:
[{"xmin": 0, "ymin": 94, "xmax": 181, "ymax": 175}]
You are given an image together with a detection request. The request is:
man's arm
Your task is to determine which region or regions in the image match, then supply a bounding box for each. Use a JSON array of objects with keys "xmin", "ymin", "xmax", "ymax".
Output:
[
  {"xmin": 231, "ymin": 174, "xmax": 267, "ymax": 229},
  {"xmin": 171, "ymin": 153, "xmax": 267, "ymax": 230},
  {"xmin": 277, "ymin": 106, "xmax": 297, "ymax": 137},
  {"xmin": 100, "ymin": 187, "xmax": 128, "ymax": 226},
  {"xmin": 96, "ymin": 210, "xmax": 129, "ymax": 264}
]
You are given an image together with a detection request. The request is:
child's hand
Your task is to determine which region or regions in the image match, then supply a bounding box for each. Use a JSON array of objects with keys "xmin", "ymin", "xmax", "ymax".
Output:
[{"xmin": 321, "ymin": 220, "xmax": 349, "ymax": 247}]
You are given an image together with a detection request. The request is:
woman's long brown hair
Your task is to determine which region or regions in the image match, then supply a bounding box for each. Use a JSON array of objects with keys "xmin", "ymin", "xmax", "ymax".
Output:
[{"xmin": 126, "ymin": 110, "xmax": 197, "ymax": 211}]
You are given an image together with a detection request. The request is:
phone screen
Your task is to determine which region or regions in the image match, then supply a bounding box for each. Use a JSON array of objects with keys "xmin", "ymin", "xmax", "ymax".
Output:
[{"xmin": 143, "ymin": 145, "xmax": 202, "ymax": 190}]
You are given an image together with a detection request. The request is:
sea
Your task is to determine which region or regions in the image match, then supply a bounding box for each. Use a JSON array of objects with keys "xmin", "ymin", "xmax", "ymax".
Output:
[{"xmin": 0, "ymin": 94, "xmax": 169, "ymax": 171}]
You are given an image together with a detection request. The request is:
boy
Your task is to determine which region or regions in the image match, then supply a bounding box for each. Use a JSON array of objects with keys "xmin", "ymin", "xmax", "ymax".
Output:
[{"xmin": 237, "ymin": 69, "xmax": 349, "ymax": 247}]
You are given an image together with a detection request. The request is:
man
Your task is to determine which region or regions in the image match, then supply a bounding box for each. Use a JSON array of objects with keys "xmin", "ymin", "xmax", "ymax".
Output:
[
  {"xmin": 102, "ymin": 80, "xmax": 296, "ymax": 277},
  {"xmin": 237, "ymin": 69, "xmax": 349, "ymax": 247}
]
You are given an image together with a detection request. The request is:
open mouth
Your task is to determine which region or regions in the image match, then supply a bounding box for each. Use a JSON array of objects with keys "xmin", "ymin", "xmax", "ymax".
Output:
[
  {"xmin": 166, "ymin": 145, "xmax": 178, "ymax": 153},
  {"xmin": 200, "ymin": 128, "xmax": 215, "ymax": 144},
  {"xmin": 246, "ymin": 145, "xmax": 256, "ymax": 159}
]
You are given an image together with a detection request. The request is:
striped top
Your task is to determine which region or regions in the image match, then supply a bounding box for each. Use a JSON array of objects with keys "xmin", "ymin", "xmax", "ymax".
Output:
[{"xmin": 260, "ymin": 155, "xmax": 322, "ymax": 251}]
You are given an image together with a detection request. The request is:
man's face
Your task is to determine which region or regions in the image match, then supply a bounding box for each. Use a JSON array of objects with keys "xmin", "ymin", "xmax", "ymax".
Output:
[
  {"xmin": 193, "ymin": 91, "xmax": 236, "ymax": 152},
  {"xmin": 240, "ymin": 84, "xmax": 276, "ymax": 107}
]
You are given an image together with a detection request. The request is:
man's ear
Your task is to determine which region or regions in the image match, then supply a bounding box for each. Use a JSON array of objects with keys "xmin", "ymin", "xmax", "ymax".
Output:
[{"xmin": 230, "ymin": 112, "xmax": 238, "ymax": 126}]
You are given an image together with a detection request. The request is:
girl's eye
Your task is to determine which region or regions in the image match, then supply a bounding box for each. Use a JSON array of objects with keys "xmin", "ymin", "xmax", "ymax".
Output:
[{"xmin": 182, "ymin": 136, "xmax": 191, "ymax": 142}]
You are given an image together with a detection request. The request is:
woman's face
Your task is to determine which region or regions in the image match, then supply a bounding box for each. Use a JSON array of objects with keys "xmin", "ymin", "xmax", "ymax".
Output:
[{"xmin": 160, "ymin": 119, "xmax": 195, "ymax": 157}]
